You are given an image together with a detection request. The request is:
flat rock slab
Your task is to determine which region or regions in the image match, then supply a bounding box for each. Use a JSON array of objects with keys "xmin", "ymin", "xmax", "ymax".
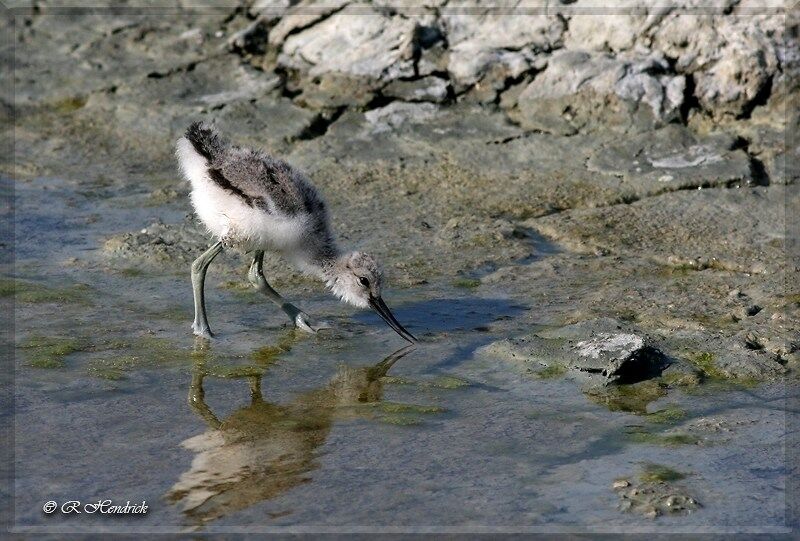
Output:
[
  {"xmin": 10, "ymin": 10, "xmax": 235, "ymax": 105},
  {"xmin": 585, "ymin": 124, "xmax": 753, "ymax": 191},
  {"xmin": 713, "ymin": 346, "xmax": 787, "ymax": 381},
  {"xmin": 479, "ymin": 318, "xmax": 667, "ymax": 384},
  {"xmin": 530, "ymin": 185, "xmax": 792, "ymax": 275}
]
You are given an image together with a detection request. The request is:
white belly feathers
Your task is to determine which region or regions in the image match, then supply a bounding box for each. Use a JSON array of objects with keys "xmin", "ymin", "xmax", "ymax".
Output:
[{"xmin": 177, "ymin": 137, "xmax": 309, "ymax": 252}]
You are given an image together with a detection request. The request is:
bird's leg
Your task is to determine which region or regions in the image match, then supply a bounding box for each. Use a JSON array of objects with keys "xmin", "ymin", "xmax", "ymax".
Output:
[
  {"xmin": 188, "ymin": 369, "xmax": 222, "ymax": 429},
  {"xmin": 247, "ymin": 250, "xmax": 323, "ymax": 333},
  {"xmin": 191, "ymin": 241, "xmax": 223, "ymax": 338},
  {"xmin": 248, "ymin": 375, "xmax": 262, "ymax": 403}
]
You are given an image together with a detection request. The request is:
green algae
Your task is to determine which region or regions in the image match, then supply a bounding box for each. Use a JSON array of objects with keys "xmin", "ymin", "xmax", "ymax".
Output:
[
  {"xmin": 661, "ymin": 433, "xmax": 701, "ymax": 445},
  {"xmin": 378, "ymin": 414, "xmax": 423, "ymax": 426},
  {"xmin": 87, "ymin": 356, "xmax": 138, "ymax": 380},
  {"xmin": 626, "ymin": 428, "xmax": 700, "ymax": 446},
  {"xmin": 616, "ymin": 309, "xmax": 639, "ymax": 322},
  {"xmin": 205, "ymin": 365, "xmax": 265, "ymax": 379},
  {"xmin": 381, "ymin": 375, "xmax": 415, "ymax": 385},
  {"xmin": 381, "ymin": 374, "xmax": 470, "ymax": 389},
  {"xmin": 145, "ymin": 188, "xmax": 180, "ymax": 206},
  {"xmin": 220, "ymin": 280, "xmax": 252, "ymax": 292},
  {"xmin": 118, "ymin": 267, "xmax": 146, "ymax": 278},
  {"xmin": 685, "ymin": 352, "xmax": 761, "ymax": 387},
  {"xmin": 660, "ymin": 369, "xmax": 702, "ymax": 387},
  {"xmin": 658, "ymin": 263, "xmax": 696, "ymax": 277},
  {"xmin": 537, "ymin": 363, "xmax": 567, "ymax": 379},
  {"xmin": 424, "ymin": 375, "xmax": 470, "ymax": 389},
  {"xmin": 131, "ymin": 335, "xmax": 197, "ymax": 364},
  {"xmin": 219, "ymin": 280, "xmax": 261, "ymax": 303},
  {"xmin": 19, "ymin": 335, "xmax": 85, "ymax": 368},
  {"xmin": 640, "ymin": 463, "xmax": 687, "ymax": 483},
  {"xmin": 84, "ymin": 334, "xmax": 202, "ymax": 379},
  {"xmin": 453, "ymin": 277, "xmax": 481, "ymax": 289},
  {"xmin": 149, "ymin": 306, "xmax": 189, "ymax": 322},
  {"xmin": 688, "ymin": 351, "xmax": 727, "ymax": 380},
  {"xmin": 646, "ymin": 405, "xmax": 687, "ymax": 424},
  {"xmin": 52, "ymin": 96, "xmax": 87, "ymax": 114},
  {"xmin": 377, "ymin": 402, "xmax": 444, "ymax": 415},
  {"xmin": 585, "ymin": 380, "xmax": 667, "ymax": 414},
  {"xmin": 250, "ymin": 333, "xmax": 296, "ymax": 365},
  {"xmin": 251, "ymin": 345, "xmax": 287, "ymax": 364},
  {"xmin": 1, "ymin": 278, "xmax": 90, "ymax": 305}
]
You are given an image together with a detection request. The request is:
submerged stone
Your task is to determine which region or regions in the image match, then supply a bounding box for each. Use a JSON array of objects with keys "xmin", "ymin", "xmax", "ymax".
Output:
[{"xmin": 614, "ymin": 463, "xmax": 699, "ymax": 518}]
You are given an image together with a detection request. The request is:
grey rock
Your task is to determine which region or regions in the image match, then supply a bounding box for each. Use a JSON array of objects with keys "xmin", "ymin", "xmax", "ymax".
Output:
[
  {"xmin": 563, "ymin": 1, "xmax": 792, "ymax": 120},
  {"xmin": 510, "ymin": 50, "xmax": 685, "ymax": 134},
  {"xmin": 211, "ymin": 97, "xmax": 320, "ymax": 147},
  {"xmin": 417, "ymin": 41, "xmax": 450, "ymax": 77},
  {"xmin": 441, "ymin": 9, "xmax": 565, "ymax": 90},
  {"xmin": 571, "ymin": 333, "xmax": 649, "ymax": 379},
  {"xmin": 563, "ymin": 0, "xmax": 669, "ymax": 53},
  {"xmin": 383, "ymin": 76, "xmax": 450, "ymax": 103},
  {"xmin": 648, "ymin": 6, "xmax": 787, "ymax": 119},
  {"xmin": 764, "ymin": 150, "xmax": 797, "ymax": 186},
  {"xmin": 480, "ymin": 318, "xmax": 666, "ymax": 384},
  {"xmin": 249, "ymin": 0, "xmax": 292, "ymax": 23},
  {"xmin": 277, "ymin": 3, "xmax": 417, "ymax": 83},
  {"xmin": 191, "ymin": 61, "xmax": 281, "ymax": 109},
  {"xmin": 267, "ymin": 0, "xmax": 350, "ymax": 47},
  {"xmin": 538, "ymin": 319, "xmax": 667, "ymax": 383},
  {"xmin": 290, "ymin": 72, "xmax": 381, "ymax": 109},
  {"xmin": 362, "ymin": 102, "xmax": 441, "ymax": 134}
]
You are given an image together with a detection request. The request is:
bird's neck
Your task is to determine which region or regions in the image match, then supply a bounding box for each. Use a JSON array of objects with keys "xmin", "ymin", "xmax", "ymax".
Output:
[{"xmin": 295, "ymin": 244, "xmax": 342, "ymax": 282}]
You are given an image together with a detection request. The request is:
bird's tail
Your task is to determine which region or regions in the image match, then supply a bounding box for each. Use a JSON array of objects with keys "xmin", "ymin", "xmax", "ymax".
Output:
[{"xmin": 183, "ymin": 121, "xmax": 227, "ymax": 163}]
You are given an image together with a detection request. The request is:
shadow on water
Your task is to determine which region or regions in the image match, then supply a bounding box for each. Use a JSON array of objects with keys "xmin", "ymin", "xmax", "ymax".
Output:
[
  {"xmin": 165, "ymin": 344, "xmax": 415, "ymax": 528},
  {"xmin": 354, "ymin": 296, "xmax": 529, "ymax": 370},
  {"xmin": 355, "ymin": 296, "xmax": 528, "ymax": 334}
]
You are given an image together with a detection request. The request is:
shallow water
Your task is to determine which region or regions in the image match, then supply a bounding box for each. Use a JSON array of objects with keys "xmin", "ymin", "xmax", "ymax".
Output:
[{"xmin": 8, "ymin": 178, "xmax": 793, "ymax": 534}]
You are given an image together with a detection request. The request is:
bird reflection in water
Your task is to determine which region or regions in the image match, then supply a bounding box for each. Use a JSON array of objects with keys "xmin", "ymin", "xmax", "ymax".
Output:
[{"xmin": 166, "ymin": 343, "xmax": 415, "ymax": 525}]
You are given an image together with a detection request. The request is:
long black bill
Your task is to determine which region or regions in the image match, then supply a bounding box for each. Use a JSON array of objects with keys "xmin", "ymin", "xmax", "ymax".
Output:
[{"xmin": 368, "ymin": 296, "xmax": 417, "ymax": 343}]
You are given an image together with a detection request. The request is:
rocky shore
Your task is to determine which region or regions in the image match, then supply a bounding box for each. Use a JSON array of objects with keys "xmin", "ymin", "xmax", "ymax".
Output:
[
  {"xmin": 5, "ymin": 1, "xmax": 798, "ymax": 409},
  {"xmin": 4, "ymin": 1, "xmax": 800, "ymax": 531}
]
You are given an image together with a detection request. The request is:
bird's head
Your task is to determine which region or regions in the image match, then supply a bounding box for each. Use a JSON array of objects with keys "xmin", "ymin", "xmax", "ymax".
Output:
[{"xmin": 326, "ymin": 251, "xmax": 416, "ymax": 342}]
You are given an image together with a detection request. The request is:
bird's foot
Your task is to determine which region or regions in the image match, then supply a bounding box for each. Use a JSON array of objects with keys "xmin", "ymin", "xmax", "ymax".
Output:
[
  {"xmin": 247, "ymin": 264, "xmax": 262, "ymax": 289},
  {"xmin": 282, "ymin": 304, "xmax": 329, "ymax": 333},
  {"xmin": 191, "ymin": 322, "xmax": 214, "ymax": 339},
  {"xmin": 294, "ymin": 312, "xmax": 316, "ymax": 333}
]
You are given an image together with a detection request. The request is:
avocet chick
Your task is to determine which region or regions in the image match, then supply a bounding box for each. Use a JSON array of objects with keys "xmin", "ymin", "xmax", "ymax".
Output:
[{"xmin": 175, "ymin": 122, "xmax": 416, "ymax": 342}]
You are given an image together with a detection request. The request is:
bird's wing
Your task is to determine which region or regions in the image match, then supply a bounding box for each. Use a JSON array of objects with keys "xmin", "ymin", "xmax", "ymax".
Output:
[{"xmin": 211, "ymin": 148, "xmax": 315, "ymax": 215}]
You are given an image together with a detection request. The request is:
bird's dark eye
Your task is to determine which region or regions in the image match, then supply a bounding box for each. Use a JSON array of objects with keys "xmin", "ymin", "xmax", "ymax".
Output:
[{"xmin": 358, "ymin": 277, "xmax": 370, "ymax": 288}]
